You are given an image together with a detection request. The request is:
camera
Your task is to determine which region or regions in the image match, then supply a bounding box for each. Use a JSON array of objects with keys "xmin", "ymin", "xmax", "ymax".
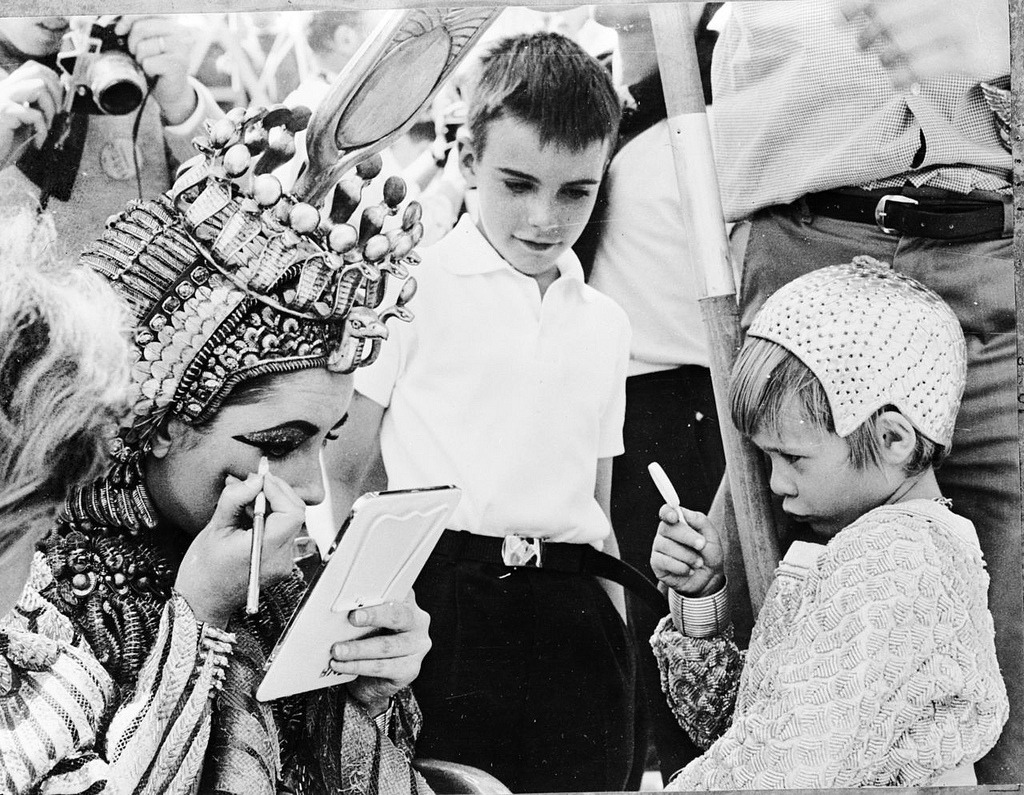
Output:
[{"xmin": 56, "ymin": 19, "xmax": 148, "ymax": 115}]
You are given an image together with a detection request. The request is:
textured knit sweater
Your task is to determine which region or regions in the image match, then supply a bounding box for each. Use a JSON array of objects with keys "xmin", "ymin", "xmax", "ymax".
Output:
[{"xmin": 652, "ymin": 499, "xmax": 1008, "ymax": 789}]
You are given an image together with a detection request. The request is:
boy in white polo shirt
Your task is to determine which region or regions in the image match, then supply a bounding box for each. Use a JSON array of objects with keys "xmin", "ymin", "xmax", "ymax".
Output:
[{"xmin": 327, "ymin": 31, "xmax": 649, "ymax": 793}]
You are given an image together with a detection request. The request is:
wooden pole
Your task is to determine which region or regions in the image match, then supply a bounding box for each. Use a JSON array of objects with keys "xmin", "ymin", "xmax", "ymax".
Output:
[{"xmin": 648, "ymin": 2, "xmax": 781, "ymax": 614}]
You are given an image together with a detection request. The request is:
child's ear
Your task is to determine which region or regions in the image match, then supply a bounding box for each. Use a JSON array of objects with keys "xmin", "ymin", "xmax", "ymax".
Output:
[
  {"xmin": 875, "ymin": 410, "xmax": 917, "ymax": 466},
  {"xmin": 457, "ymin": 130, "xmax": 479, "ymax": 188}
]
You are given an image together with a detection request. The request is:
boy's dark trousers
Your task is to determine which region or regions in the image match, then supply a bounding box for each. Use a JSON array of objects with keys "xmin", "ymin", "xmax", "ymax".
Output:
[
  {"xmin": 411, "ymin": 553, "xmax": 646, "ymax": 793},
  {"xmin": 611, "ymin": 365, "xmax": 727, "ymax": 781}
]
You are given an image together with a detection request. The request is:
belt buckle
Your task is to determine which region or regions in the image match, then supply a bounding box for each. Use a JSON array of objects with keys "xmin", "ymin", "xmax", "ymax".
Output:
[
  {"xmin": 874, "ymin": 194, "xmax": 918, "ymax": 235},
  {"xmin": 501, "ymin": 535, "xmax": 543, "ymax": 568}
]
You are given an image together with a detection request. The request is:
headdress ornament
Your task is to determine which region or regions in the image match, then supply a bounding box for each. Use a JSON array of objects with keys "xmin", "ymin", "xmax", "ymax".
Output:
[
  {"xmin": 747, "ymin": 256, "xmax": 966, "ymax": 446},
  {"xmin": 84, "ymin": 107, "xmax": 418, "ymax": 458},
  {"xmin": 79, "ymin": 7, "xmax": 498, "ymax": 464}
]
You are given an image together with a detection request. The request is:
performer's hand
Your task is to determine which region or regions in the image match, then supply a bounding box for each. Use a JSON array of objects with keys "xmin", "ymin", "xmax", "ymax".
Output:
[
  {"xmin": 651, "ymin": 504, "xmax": 725, "ymax": 597},
  {"xmin": 0, "ymin": 62, "xmax": 63, "ymax": 169},
  {"xmin": 332, "ymin": 594, "xmax": 432, "ymax": 718},
  {"xmin": 839, "ymin": 0, "xmax": 1010, "ymax": 87},
  {"xmin": 114, "ymin": 15, "xmax": 197, "ymax": 125},
  {"xmin": 175, "ymin": 471, "xmax": 306, "ymax": 627}
]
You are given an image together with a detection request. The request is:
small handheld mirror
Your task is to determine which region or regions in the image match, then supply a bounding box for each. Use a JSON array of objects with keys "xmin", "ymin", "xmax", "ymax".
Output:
[{"xmin": 293, "ymin": 8, "xmax": 499, "ymax": 205}]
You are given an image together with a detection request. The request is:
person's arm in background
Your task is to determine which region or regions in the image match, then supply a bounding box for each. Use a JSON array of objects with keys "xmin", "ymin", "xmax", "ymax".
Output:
[
  {"xmin": 595, "ymin": 456, "xmax": 626, "ymax": 623},
  {"xmin": 113, "ymin": 15, "xmax": 223, "ymax": 167},
  {"xmin": 0, "ymin": 62, "xmax": 62, "ymax": 171},
  {"xmin": 838, "ymin": 0, "xmax": 1009, "ymax": 88}
]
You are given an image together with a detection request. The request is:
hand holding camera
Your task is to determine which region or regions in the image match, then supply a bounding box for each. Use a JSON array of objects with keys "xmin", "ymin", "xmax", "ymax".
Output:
[
  {"xmin": 0, "ymin": 61, "xmax": 63, "ymax": 169},
  {"xmin": 58, "ymin": 16, "xmax": 196, "ymax": 125}
]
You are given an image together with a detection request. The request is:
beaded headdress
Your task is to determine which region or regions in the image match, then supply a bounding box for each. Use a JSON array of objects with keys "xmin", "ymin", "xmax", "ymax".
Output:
[
  {"xmin": 746, "ymin": 256, "xmax": 966, "ymax": 446},
  {"xmin": 66, "ymin": 8, "xmax": 499, "ymax": 535},
  {"xmin": 82, "ymin": 104, "xmax": 422, "ymax": 459}
]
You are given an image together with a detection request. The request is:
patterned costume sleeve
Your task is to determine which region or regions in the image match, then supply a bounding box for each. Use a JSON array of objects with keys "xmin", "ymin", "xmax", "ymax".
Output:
[
  {"xmin": 665, "ymin": 515, "xmax": 1008, "ymax": 790},
  {"xmin": 650, "ymin": 616, "xmax": 745, "ymax": 750},
  {"xmin": 0, "ymin": 555, "xmax": 116, "ymax": 795},
  {"xmin": 105, "ymin": 593, "xmax": 227, "ymax": 795}
]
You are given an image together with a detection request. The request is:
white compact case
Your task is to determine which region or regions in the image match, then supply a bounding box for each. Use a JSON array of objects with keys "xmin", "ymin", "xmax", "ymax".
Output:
[{"xmin": 257, "ymin": 485, "xmax": 461, "ymax": 701}]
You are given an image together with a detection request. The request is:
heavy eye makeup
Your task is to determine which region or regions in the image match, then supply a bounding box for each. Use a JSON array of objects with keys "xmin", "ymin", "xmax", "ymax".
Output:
[
  {"xmin": 233, "ymin": 415, "xmax": 349, "ymax": 458},
  {"xmin": 323, "ymin": 413, "xmax": 348, "ymax": 445},
  {"xmin": 233, "ymin": 423, "xmax": 314, "ymax": 459}
]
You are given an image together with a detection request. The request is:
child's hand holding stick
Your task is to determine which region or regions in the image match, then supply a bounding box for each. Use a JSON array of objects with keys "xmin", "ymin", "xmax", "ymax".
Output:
[{"xmin": 648, "ymin": 462, "xmax": 726, "ymax": 597}]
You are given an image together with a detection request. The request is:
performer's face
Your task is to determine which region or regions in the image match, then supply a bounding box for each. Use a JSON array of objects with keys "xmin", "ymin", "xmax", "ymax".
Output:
[
  {"xmin": 145, "ymin": 368, "xmax": 353, "ymax": 537},
  {"xmin": 0, "ymin": 17, "xmax": 70, "ymax": 58}
]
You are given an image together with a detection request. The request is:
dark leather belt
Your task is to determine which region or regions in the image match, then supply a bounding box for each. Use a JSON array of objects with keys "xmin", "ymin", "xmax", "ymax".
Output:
[
  {"xmin": 433, "ymin": 530, "xmax": 667, "ymax": 614},
  {"xmin": 804, "ymin": 190, "xmax": 1010, "ymax": 241}
]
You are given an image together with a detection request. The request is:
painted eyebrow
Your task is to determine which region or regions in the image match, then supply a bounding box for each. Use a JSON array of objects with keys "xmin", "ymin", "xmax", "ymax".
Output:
[{"xmin": 328, "ymin": 414, "xmax": 349, "ymax": 433}]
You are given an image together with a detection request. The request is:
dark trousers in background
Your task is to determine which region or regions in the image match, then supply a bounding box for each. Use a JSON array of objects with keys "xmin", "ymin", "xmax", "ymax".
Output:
[
  {"xmin": 737, "ymin": 205, "xmax": 1022, "ymax": 785},
  {"xmin": 411, "ymin": 556, "xmax": 644, "ymax": 793},
  {"xmin": 611, "ymin": 366, "xmax": 727, "ymax": 781}
]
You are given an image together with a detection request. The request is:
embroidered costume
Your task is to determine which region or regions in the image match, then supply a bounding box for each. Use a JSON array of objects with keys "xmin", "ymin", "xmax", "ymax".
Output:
[{"xmin": 0, "ymin": 555, "xmax": 112, "ymax": 795}]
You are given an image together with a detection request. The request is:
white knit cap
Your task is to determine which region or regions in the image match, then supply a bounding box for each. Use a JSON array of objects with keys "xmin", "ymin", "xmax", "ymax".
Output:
[{"xmin": 747, "ymin": 256, "xmax": 966, "ymax": 446}]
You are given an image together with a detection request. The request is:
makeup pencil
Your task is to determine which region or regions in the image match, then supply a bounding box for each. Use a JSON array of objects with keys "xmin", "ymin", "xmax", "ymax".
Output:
[{"xmin": 245, "ymin": 456, "xmax": 270, "ymax": 614}]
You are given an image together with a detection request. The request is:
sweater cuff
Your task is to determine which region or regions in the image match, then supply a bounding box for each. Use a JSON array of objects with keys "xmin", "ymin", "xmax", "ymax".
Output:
[{"xmin": 669, "ymin": 582, "xmax": 729, "ymax": 638}]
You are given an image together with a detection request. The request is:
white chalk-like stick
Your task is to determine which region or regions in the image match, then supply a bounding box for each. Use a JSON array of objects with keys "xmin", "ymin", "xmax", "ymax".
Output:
[{"xmin": 647, "ymin": 461, "xmax": 681, "ymax": 508}]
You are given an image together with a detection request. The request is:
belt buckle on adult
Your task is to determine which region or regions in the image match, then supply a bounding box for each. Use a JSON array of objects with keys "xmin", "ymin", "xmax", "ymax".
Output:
[
  {"xmin": 501, "ymin": 535, "xmax": 543, "ymax": 568},
  {"xmin": 874, "ymin": 194, "xmax": 918, "ymax": 235}
]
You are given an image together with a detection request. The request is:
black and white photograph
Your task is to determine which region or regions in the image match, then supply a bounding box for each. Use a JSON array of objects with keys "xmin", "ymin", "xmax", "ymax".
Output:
[{"xmin": 0, "ymin": 1, "xmax": 1020, "ymax": 792}]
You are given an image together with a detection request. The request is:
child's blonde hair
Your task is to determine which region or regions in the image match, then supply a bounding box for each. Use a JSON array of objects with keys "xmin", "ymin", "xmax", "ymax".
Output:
[
  {"xmin": 0, "ymin": 211, "xmax": 130, "ymax": 537},
  {"xmin": 729, "ymin": 337, "xmax": 946, "ymax": 475}
]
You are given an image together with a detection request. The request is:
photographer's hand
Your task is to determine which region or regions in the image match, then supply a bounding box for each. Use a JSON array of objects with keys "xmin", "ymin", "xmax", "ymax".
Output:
[
  {"xmin": 0, "ymin": 62, "xmax": 63, "ymax": 170},
  {"xmin": 114, "ymin": 16, "xmax": 197, "ymax": 126}
]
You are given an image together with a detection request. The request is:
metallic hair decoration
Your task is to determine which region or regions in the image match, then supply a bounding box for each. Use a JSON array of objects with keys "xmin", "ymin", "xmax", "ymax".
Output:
[{"xmin": 82, "ymin": 104, "xmax": 421, "ymax": 456}]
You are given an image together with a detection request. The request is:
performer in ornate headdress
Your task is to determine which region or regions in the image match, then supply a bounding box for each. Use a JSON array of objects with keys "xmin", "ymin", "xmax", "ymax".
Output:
[{"xmin": 34, "ymin": 101, "xmax": 431, "ymax": 794}]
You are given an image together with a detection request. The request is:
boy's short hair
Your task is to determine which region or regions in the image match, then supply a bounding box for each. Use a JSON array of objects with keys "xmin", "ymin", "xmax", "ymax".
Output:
[
  {"xmin": 466, "ymin": 31, "xmax": 621, "ymax": 157},
  {"xmin": 730, "ymin": 337, "xmax": 947, "ymax": 476}
]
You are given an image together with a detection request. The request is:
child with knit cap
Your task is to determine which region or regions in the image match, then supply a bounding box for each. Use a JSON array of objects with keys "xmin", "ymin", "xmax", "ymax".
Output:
[{"xmin": 651, "ymin": 256, "xmax": 1007, "ymax": 789}]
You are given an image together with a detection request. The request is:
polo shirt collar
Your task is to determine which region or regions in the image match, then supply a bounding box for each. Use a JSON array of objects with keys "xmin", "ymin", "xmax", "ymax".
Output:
[{"xmin": 441, "ymin": 215, "xmax": 585, "ymax": 285}]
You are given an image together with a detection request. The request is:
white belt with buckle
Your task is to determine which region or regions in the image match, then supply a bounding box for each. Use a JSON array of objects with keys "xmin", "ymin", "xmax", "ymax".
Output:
[{"xmin": 501, "ymin": 535, "xmax": 543, "ymax": 567}]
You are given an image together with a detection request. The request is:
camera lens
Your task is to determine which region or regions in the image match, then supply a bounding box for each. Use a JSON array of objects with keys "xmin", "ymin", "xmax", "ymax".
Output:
[{"xmin": 89, "ymin": 52, "xmax": 147, "ymax": 115}]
